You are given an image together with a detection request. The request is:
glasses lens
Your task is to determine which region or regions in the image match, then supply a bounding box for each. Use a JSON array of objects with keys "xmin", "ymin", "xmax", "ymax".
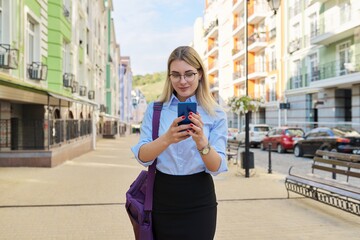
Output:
[{"xmin": 169, "ymin": 72, "xmax": 197, "ymax": 82}]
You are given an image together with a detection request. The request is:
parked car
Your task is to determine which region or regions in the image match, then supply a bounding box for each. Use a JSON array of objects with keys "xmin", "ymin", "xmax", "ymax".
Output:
[
  {"xmin": 227, "ymin": 128, "xmax": 239, "ymax": 140},
  {"xmin": 235, "ymin": 124, "xmax": 271, "ymax": 147},
  {"xmin": 293, "ymin": 126, "xmax": 360, "ymax": 157},
  {"xmin": 260, "ymin": 127, "xmax": 305, "ymax": 153}
]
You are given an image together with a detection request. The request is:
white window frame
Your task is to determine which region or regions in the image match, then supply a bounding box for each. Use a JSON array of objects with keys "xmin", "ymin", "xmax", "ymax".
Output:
[
  {"xmin": 25, "ymin": 10, "xmax": 40, "ymax": 65},
  {"xmin": 269, "ymin": 77, "xmax": 277, "ymax": 102},
  {"xmin": 308, "ymin": 53, "xmax": 319, "ymax": 82},
  {"xmin": 309, "ymin": 13, "xmax": 317, "ymax": 38},
  {"xmin": 337, "ymin": 40, "xmax": 351, "ymax": 76},
  {"xmin": 0, "ymin": 0, "xmax": 11, "ymax": 44}
]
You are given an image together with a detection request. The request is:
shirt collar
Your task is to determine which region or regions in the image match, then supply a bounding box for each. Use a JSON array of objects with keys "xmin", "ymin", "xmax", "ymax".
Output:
[{"xmin": 163, "ymin": 94, "xmax": 198, "ymax": 108}]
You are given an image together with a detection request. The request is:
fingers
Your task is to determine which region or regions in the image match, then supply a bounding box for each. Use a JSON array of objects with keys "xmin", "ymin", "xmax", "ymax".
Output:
[{"xmin": 188, "ymin": 112, "xmax": 203, "ymax": 129}]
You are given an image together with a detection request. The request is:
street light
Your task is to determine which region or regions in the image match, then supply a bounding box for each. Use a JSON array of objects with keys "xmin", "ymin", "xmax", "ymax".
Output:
[
  {"xmin": 267, "ymin": 0, "xmax": 281, "ymax": 15},
  {"xmin": 243, "ymin": 0, "xmax": 281, "ymax": 178}
]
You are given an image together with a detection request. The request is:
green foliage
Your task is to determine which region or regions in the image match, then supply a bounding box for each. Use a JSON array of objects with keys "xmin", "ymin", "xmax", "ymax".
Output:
[{"xmin": 133, "ymin": 71, "xmax": 167, "ymax": 102}]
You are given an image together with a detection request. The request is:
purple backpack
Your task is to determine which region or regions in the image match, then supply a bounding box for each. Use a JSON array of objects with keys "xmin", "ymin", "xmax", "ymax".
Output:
[{"xmin": 125, "ymin": 102, "xmax": 162, "ymax": 240}]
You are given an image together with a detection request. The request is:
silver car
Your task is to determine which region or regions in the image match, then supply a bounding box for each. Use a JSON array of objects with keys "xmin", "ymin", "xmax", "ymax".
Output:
[{"xmin": 236, "ymin": 124, "xmax": 271, "ymax": 147}]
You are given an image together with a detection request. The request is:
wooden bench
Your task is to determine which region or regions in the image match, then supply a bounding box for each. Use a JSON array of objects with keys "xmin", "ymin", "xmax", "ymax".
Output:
[
  {"xmin": 285, "ymin": 150, "xmax": 360, "ymax": 216},
  {"xmin": 226, "ymin": 139, "xmax": 242, "ymax": 164}
]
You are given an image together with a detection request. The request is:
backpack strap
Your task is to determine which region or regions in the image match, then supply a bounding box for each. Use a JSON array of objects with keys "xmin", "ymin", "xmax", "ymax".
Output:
[{"xmin": 144, "ymin": 102, "xmax": 163, "ymax": 212}]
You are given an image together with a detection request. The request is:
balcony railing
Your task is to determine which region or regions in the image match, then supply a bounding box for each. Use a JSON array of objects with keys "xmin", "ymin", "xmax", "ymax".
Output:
[
  {"xmin": 204, "ymin": 19, "xmax": 218, "ymax": 37},
  {"xmin": 309, "ymin": 55, "xmax": 360, "ymax": 82},
  {"xmin": 0, "ymin": 119, "xmax": 92, "ymax": 150},
  {"xmin": 27, "ymin": 62, "xmax": 48, "ymax": 81},
  {"xmin": 288, "ymin": 38, "xmax": 301, "ymax": 54},
  {"xmin": 0, "ymin": 44, "xmax": 19, "ymax": 69}
]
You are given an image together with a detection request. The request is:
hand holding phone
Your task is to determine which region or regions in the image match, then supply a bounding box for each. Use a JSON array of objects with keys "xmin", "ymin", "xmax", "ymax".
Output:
[{"xmin": 177, "ymin": 102, "xmax": 197, "ymax": 126}]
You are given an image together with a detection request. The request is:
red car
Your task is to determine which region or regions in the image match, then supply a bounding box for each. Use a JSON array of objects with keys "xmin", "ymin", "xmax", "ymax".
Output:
[{"xmin": 260, "ymin": 127, "xmax": 305, "ymax": 153}]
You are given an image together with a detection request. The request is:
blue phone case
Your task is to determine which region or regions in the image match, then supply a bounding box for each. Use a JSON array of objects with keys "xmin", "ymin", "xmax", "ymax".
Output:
[{"xmin": 178, "ymin": 102, "xmax": 197, "ymax": 125}]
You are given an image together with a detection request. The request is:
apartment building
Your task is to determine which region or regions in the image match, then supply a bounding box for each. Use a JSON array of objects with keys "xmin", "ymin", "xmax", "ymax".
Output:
[
  {"xmin": 0, "ymin": 0, "xmax": 126, "ymax": 167},
  {"xmin": 198, "ymin": 0, "xmax": 360, "ymax": 132},
  {"xmin": 286, "ymin": 0, "xmax": 360, "ymax": 131}
]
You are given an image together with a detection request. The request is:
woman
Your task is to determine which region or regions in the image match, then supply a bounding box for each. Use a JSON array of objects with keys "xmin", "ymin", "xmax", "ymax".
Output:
[{"xmin": 131, "ymin": 46, "xmax": 228, "ymax": 240}]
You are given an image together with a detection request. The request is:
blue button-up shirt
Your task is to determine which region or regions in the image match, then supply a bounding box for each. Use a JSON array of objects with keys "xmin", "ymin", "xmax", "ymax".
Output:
[{"xmin": 131, "ymin": 94, "xmax": 228, "ymax": 176}]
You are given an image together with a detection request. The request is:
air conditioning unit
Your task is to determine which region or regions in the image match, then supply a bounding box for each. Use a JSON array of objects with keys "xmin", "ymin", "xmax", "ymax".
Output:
[
  {"xmin": 0, "ymin": 51, "xmax": 8, "ymax": 66},
  {"xmin": 88, "ymin": 90, "xmax": 95, "ymax": 100}
]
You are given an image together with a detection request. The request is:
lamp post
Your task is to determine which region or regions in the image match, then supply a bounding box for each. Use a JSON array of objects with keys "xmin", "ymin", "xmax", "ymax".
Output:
[{"xmin": 243, "ymin": 0, "xmax": 281, "ymax": 178}]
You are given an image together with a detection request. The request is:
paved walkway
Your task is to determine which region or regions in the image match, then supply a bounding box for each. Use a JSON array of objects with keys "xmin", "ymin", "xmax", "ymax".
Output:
[{"xmin": 0, "ymin": 135, "xmax": 359, "ymax": 239}]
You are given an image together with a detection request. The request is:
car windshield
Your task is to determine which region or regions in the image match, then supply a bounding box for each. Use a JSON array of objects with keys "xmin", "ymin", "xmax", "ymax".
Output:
[
  {"xmin": 285, "ymin": 129, "xmax": 304, "ymax": 136},
  {"xmin": 332, "ymin": 127, "xmax": 360, "ymax": 137},
  {"xmin": 254, "ymin": 127, "xmax": 269, "ymax": 132}
]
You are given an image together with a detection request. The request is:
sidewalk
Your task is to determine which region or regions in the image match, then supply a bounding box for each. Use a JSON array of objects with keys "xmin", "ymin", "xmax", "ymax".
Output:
[{"xmin": 0, "ymin": 135, "xmax": 359, "ymax": 240}]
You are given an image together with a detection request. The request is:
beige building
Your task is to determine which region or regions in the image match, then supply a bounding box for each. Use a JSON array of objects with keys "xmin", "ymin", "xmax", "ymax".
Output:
[{"xmin": 195, "ymin": 0, "xmax": 360, "ymax": 132}]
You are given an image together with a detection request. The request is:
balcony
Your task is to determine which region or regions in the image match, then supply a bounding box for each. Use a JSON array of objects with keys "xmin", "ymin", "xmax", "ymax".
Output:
[
  {"xmin": 233, "ymin": 70, "xmax": 246, "ymax": 82},
  {"xmin": 204, "ymin": 19, "xmax": 219, "ymax": 38},
  {"xmin": 248, "ymin": 62, "xmax": 267, "ymax": 79},
  {"xmin": 63, "ymin": 73, "xmax": 75, "ymax": 88},
  {"xmin": 248, "ymin": 2, "xmax": 268, "ymax": 25},
  {"xmin": 248, "ymin": 33, "xmax": 267, "ymax": 52},
  {"xmin": 79, "ymin": 86, "xmax": 87, "ymax": 96},
  {"xmin": 210, "ymin": 81, "xmax": 219, "ymax": 92},
  {"xmin": 205, "ymin": 41, "xmax": 219, "ymax": 57},
  {"xmin": 232, "ymin": 0, "xmax": 244, "ymax": 13},
  {"xmin": 288, "ymin": 38, "xmax": 301, "ymax": 54},
  {"xmin": 88, "ymin": 90, "xmax": 95, "ymax": 100},
  {"xmin": 27, "ymin": 62, "xmax": 48, "ymax": 81},
  {"xmin": 309, "ymin": 55, "xmax": 360, "ymax": 84},
  {"xmin": 0, "ymin": 44, "xmax": 19, "ymax": 69},
  {"xmin": 311, "ymin": 10, "xmax": 360, "ymax": 45}
]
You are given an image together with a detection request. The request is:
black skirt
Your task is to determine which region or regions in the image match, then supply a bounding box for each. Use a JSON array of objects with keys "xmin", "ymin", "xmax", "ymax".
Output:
[{"xmin": 152, "ymin": 170, "xmax": 217, "ymax": 240}]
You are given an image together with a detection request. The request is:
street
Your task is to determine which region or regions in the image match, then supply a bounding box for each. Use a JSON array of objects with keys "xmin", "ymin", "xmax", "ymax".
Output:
[{"xmin": 235, "ymin": 146, "xmax": 360, "ymax": 186}]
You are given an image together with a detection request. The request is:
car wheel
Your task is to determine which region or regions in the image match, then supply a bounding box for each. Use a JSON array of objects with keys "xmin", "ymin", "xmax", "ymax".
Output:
[
  {"xmin": 260, "ymin": 142, "xmax": 266, "ymax": 151},
  {"xmin": 294, "ymin": 145, "xmax": 303, "ymax": 157},
  {"xmin": 277, "ymin": 144, "xmax": 285, "ymax": 153}
]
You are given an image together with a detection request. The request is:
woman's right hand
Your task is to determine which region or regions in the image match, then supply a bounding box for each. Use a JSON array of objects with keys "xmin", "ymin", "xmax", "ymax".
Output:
[{"xmin": 163, "ymin": 116, "xmax": 191, "ymax": 144}]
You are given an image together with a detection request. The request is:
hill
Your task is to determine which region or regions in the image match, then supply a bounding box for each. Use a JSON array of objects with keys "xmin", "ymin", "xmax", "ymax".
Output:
[{"xmin": 133, "ymin": 72, "xmax": 166, "ymax": 103}]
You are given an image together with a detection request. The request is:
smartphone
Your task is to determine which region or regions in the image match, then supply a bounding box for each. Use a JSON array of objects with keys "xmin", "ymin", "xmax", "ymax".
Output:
[{"xmin": 177, "ymin": 102, "xmax": 197, "ymax": 125}]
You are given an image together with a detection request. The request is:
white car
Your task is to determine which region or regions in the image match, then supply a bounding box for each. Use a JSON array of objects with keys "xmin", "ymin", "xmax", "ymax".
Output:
[
  {"xmin": 227, "ymin": 128, "xmax": 239, "ymax": 140},
  {"xmin": 235, "ymin": 124, "xmax": 271, "ymax": 147}
]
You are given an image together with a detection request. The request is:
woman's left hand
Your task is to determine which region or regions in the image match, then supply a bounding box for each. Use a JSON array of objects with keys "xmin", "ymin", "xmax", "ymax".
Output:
[{"xmin": 187, "ymin": 112, "xmax": 208, "ymax": 150}]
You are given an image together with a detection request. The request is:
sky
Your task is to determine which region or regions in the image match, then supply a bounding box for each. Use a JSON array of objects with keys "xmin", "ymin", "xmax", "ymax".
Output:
[{"xmin": 112, "ymin": 0, "xmax": 205, "ymax": 75}]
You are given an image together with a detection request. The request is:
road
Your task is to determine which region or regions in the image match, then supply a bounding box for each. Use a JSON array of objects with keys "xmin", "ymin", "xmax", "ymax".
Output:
[{"xmin": 235, "ymin": 146, "xmax": 360, "ymax": 185}]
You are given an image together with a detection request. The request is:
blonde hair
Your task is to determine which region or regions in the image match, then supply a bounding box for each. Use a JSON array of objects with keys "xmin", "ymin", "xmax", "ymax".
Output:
[{"xmin": 158, "ymin": 46, "xmax": 218, "ymax": 116}]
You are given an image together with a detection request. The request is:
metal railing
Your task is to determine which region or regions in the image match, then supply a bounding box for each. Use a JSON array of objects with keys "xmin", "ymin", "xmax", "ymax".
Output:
[{"xmin": 0, "ymin": 118, "xmax": 92, "ymax": 150}]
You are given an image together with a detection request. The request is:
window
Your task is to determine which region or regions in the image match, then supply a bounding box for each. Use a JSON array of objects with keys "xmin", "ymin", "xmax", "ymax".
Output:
[
  {"xmin": 292, "ymin": 60, "xmax": 302, "ymax": 88},
  {"xmin": 0, "ymin": 0, "xmax": 2, "ymax": 42},
  {"xmin": 0, "ymin": 0, "xmax": 10, "ymax": 44},
  {"xmin": 337, "ymin": 41, "xmax": 351, "ymax": 76},
  {"xmin": 62, "ymin": 41, "xmax": 71, "ymax": 73},
  {"xmin": 340, "ymin": 0, "xmax": 351, "ymax": 25},
  {"xmin": 27, "ymin": 20, "xmax": 35, "ymax": 63},
  {"xmin": 269, "ymin": 77, "xmax": 277, "ymax": 102},
  {"xmin": 269, "ymin": 46, "xmax": 276, "ymax": 71},
  {"xmin": 309, "ymin": 13, "xmax": 317, "ymax": 37},
  {"xmin": 26, "ymin": 14, "xmax": 40, "ymax": 65},
  {"xmin": 308, "ymin": 53, "xmax": 318, "ymax": 82}
]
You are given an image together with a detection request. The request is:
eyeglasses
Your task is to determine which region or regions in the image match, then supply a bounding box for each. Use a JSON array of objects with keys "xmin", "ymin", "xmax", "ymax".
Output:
[{"xmin": 169, "ymin": 72, "xmax": 198, "ymax": 82}]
